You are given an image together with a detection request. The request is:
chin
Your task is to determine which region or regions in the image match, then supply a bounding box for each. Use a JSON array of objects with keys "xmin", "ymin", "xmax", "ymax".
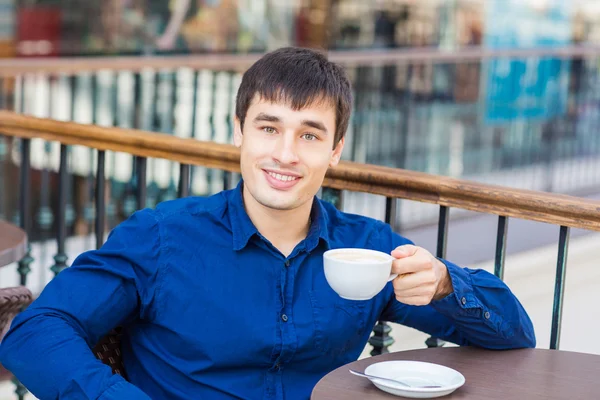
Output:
[
  {"xmin": 255, "ymin": 187, "xmax": 306, "ymax": 210},
  {"xmin": 257, "ymin": 195, "xmax": 299, "ymax": 211},
  {"xmin": 261, "ymin": 202, "xmax": 297, "ymax": 211}
]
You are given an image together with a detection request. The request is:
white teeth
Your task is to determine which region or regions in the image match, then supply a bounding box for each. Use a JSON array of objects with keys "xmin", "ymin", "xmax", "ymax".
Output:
[{"xmin": 268, "ymin": 171, "xmax": 298, "ymax": 182}]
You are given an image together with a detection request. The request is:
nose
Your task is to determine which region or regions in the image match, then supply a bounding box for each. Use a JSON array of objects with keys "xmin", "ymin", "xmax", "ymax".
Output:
[{"xmin": 272, "ymin": 133, "xmax": 299, "ymax": 165}]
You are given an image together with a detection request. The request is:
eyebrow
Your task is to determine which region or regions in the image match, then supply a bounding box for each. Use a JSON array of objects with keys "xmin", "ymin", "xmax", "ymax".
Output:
[
  {"xmin": 301, "ymin": 119, "xmax": 328, "ymax": 134},
  {"xmin": 253, "ymin": 113, "xmax": 280, "ymax": 123},
  {"xmin": 253, "ymin": 112, "xmax": 328, "ymax": 134}
]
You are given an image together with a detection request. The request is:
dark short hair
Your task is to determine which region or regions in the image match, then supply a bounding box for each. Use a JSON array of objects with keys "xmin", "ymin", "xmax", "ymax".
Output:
[{"xmin": 235, "ymin": 47, "xmax": 353, "ymax": 147}]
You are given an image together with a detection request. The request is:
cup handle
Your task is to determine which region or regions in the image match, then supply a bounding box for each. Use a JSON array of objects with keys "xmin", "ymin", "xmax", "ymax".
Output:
[{"xmin": 388, "ymin": 273, "xmax": 398, "ymax": 282}]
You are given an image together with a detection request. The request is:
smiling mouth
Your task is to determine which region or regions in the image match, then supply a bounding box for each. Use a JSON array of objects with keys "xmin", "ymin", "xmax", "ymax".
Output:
[{"xmin": 265, "ymin": 171, "xmax": 300, "ymax": 182}]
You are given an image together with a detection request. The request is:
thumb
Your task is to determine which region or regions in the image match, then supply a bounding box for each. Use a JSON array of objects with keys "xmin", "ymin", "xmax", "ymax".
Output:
[{"xmin": 391, "ymin": 244, "xmax": 418, "ymax": 259}]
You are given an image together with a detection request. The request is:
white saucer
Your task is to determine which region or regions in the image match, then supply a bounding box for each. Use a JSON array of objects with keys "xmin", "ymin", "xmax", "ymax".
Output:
[{"xmin": 363, "ymin": 360, "xmax": 465, "ymax": 398}]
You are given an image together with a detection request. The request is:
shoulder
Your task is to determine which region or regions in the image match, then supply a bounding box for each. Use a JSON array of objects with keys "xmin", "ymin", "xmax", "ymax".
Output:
[
  {"xmin": 319, "ymin": 198, "xmax": 383, "ymax": 230},
  {"xmin": 318, "ymin": 198, "xmax": 412, "ymax": 250},
  {"xmin": 112, "ymin": 191, "xmax": 231, "ymax": 240},
  {"xmin": 153, "ymin": 190, "xmax": 230, "ymax": 222},
  {"xmin": 318, "ymin": 198, "xmax": 386, "ymax": 241}
]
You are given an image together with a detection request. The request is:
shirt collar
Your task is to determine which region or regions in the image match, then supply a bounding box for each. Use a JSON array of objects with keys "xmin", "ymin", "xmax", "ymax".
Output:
[
  {"xmin": 228, "ymin": 180, "xmax": 331, "ymax": 252},
  {"xmin": 305, "ymin": 197, "xmax": 331, "ymax": 252},
  {"xmin": 229, "ymin": 181, "xmax": 259, "ymax": 251}
]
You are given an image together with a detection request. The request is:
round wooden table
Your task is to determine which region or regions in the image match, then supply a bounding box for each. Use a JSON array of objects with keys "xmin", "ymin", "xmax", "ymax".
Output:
[
  {"xmin": 311, "ymin": 347, "xmax": 600, "ymax": 399},
  {"xmin": 0, "ymin": 220, "xmax": 27, "ymax": 268}
]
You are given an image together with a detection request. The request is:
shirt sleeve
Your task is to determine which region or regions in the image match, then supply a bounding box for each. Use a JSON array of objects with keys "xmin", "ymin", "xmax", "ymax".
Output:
[
  {"xmin": 0, "ymin": 209, "xmax": 162, "ymax": 400},
  {"xmin": 372, "ymin": 222, "xmax": 536, "ymax": 349}
]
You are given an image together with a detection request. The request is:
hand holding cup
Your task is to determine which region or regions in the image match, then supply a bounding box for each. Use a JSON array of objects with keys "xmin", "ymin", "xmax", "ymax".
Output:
[{"xmin": 390, "ymin": 245, "xmax": 453, "ymax": 306}]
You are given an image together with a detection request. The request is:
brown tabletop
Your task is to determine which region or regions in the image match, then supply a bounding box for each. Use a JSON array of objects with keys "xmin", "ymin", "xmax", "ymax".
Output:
[
  {"xmin": 0, "ymin": 220, "xmax": 27, "ymax": 268},
  {"xmin": 311, "ymin": 347, "xmax": 600, "ymax": 399}
]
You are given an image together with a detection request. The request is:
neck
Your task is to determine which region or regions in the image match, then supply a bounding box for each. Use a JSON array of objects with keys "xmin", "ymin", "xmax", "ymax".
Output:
[{"xmin": 242, "ymin": 188, "xmax": 312, "ymax": 257}]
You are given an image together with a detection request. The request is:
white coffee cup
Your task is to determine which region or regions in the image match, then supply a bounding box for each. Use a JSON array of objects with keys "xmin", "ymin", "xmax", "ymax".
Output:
[{"xmin": 323, "ymin": 248, "xmax": 398, "ymax": 300}]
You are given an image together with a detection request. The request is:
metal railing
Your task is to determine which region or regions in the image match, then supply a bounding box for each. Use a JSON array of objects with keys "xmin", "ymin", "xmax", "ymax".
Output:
[
  {"xmin": 1, "ymin": 110, "xmax": 599, "ymax": 398},
  {"xmin": 1, "ymin": 46, "xmax": 600, "ymax": 237}
]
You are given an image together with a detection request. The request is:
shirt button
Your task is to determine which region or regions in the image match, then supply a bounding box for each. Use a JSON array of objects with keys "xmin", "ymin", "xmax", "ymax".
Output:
[
  {"xmin": 461, "ymin": 297, "xmax": 467, "ymax": 305},
  {"xmin": 484, "ymin": 311, "xmax": 491, "ymax": 319},
  {"xmin": 284, "ymin": 260, "xmax": 290, "ymax": 267},
  {"xmin": 281, "ymin": 314, "xmax": 288, "ymax": 322}
]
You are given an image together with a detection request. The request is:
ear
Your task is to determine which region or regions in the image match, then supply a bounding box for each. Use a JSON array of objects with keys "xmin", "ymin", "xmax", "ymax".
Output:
[
  {"xmin": 233, "ymin": 117, "xmax": 243, "ymax": 148},
  {"xmin": 329, "ymin": 137, "xmax": 345, "ymax": 167}
]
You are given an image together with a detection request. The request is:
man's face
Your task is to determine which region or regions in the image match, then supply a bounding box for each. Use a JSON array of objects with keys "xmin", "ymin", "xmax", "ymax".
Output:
[{"xmin": 234, "ymin": 96, "xmax": 344, "ymax": 212}]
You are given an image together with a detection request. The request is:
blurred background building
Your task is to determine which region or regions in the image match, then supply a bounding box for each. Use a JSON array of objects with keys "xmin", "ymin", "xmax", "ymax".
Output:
[
  {"xmin": 2, "ymin": 3, "xmax": 600, "ymax": 398},
  {"xmin": 0, "ymin": 0, "xmax": 598, "ymax": 57}
]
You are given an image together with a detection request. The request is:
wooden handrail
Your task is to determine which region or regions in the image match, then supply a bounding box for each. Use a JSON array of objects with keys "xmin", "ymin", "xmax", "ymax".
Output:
[
  {"xmin": 1, "ymin": 110, "xmax": 599, "ymax": 231},
  {"xmin": 1, "ymin": 45, "xmax": 600, "ymax": 76}
]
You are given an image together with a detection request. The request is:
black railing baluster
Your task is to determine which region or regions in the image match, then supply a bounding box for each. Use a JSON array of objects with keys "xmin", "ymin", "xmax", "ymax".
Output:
[
  {"xmin": 384, "ymin": 197, "xmax": 397, "ymax": 228},
  {"xmin": 550, "ymin": 225, "xmax": 570, "ymax": 350},
  {"xmin": 369, "ymin": 322, "xmax": 393, "ymax": 357},
  {"xmin": 95, "ymin": 151, "xmax": 106, "ymax": 249},
  {"xmin": 36, "ymin": 144, "xmax": 53, "ymax": 234},
  {"xmin": 136, "ymin": 157, "xmax": 147, "ymax": 210},
  {"xmin": 178, "ymin": 164, "xmax": 190, "ymax": 198},
  {"xmin": 223, "ymin": 171, "xmax": 231, "ymax": 191},
  {"xmin": 51, "ymin": 144, "xmax": 69, "ymax": 275},
  {"xmin": 369, "ymin": 196, "xmax": 397, "ymax": 356},
  {"xmin": 494, "ymin": 216, "xmax": 509, "ymax": 280},
  {"xmin": 17, "ymin": 138, "xmax": 33, "ymax": 286},
  {"xmin": 13, "ymin": 379, "xmax": 27, "ymax": 400},
  {"xmin": 426, "ymin": 205, "xmax": 450, "ymax": 348},
  {"xmin": 83, "ymin": 154, "xmax": 95, "ymax": 240},
  {"xmin": 436, "ymin": 205, "xmax": 449, "ymax": 259}
]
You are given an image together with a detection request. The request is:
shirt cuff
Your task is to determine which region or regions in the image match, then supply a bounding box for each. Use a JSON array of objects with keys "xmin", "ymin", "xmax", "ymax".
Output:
[
  {"xmin": 431, "ymin": 258, "xmax": 478, "ymax": 314},
  {"xmin": 430, "ymin": 259, "xmax": 515, "ymax": 340},
  {"xmin": 97, "ymin": 380, "xmax": 153, "ymax": 400}
]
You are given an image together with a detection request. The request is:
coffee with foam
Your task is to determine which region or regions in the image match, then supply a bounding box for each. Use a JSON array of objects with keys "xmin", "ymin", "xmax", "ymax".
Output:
[{"xmin": 328, "ymin": 251, "xmax": 389, "ymax": 263}]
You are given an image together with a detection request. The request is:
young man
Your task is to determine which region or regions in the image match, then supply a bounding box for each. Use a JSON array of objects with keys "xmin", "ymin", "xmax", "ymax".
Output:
[{"xmin": 0, "ymin": 47, "xmax": 535, "ymax": 400}]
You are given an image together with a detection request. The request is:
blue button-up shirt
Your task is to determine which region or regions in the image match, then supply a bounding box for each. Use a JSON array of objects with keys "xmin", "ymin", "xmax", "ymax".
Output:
[{"xmin": 0, "ymin": 182, "xmax": 535, "ymax": 400}]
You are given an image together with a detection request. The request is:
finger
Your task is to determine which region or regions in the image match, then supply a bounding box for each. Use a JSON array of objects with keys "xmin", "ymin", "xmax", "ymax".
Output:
[
  {"xmin": 393, "ymin": 270, "xmax": 436, "ymax": 291},
  {"xmin": 392, "ymin": 256, "xmax": 433, "ymax": 276},
  {"xmin": 391, "ymin": 245, "xmax": 418, "ymax": 259},
  {"xmin": 393, "ymin": 282, "xmax": 436, "ymax": 298},
  {"xmin": 394, "ymin": 294, "xmax": 432, "ymax": 306}
]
